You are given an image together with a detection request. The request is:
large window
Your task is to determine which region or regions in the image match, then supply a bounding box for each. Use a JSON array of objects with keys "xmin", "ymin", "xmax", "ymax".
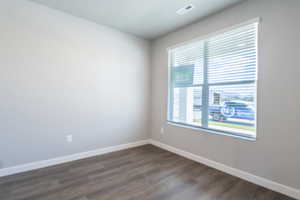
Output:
[{"xmin": 168, "ymin": 21, "xmax": 258, "ymax": 139}]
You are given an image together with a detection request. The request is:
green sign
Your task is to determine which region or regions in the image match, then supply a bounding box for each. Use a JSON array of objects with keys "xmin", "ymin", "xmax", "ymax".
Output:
[{"xmin": 171, "ymin": 65, "xmax": 194, "ymax": 87}]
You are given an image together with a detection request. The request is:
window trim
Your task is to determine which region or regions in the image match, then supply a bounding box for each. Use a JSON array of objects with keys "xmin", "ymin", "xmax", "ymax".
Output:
[
  {"xmin": 167, "ymin": 18, "xmax": 260, "ymax": 140},
  {"xmin": 167, "ymin": 121, "xmax": 257, "ymax": 141},
  {"xmin": 166, "ymin": 18, "xmax": 260, "ymax": 52}
]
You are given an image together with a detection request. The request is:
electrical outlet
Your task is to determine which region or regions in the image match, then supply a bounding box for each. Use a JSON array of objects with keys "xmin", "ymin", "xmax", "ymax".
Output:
[
  {"xmin": 66, "ymin": 135, "xmax": 73, "ymax": 143},
  {"xmin": 160, "ymin": 127, "xmax": 164, "ymax": 134}
]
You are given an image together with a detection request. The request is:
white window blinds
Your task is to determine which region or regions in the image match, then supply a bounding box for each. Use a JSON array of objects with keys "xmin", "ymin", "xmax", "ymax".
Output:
[
  {"xmin": 207, "ymin": 23, "xmax": 257, "ymax": 84},
  {"xmin": 168, "ymin": 21, "xmax": 258, "ymax": 139}
]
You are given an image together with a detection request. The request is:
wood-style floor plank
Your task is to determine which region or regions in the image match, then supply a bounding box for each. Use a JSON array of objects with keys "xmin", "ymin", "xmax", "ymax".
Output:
[{"xmin": 0, "ymin": 145, "xmax": 295, "ymax": 200}]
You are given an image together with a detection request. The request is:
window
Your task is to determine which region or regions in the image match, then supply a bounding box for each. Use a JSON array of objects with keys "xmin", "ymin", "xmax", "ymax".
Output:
[{"xmin": 168, "ymin": 21, "xmax": 258, "ymax": 139}]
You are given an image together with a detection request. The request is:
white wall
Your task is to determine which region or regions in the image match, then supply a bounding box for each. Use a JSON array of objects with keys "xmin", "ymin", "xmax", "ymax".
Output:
[
  {"xmin": 151, "ymin": 0, "xmax": 300, "ymax": 190},
  {"xmin": 0, "ymin": 0, "xmax": 151, "ymax": 168}
]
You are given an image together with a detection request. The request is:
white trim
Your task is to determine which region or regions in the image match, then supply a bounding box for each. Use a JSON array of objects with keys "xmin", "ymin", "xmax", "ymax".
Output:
[
  {"xmin": 149, "ymin": 139, "xmax": 300, "ymax": 199},
  {"xmin": 167, "ymin": 17, "xmax": 261, "ymax": 51},
  {"xmin": 167, "ymin": 121, "xmax": 256, "ymax": 142},
  {"xmin": 167, "ymin": 18, "xmax": 260, "ymax": 141},
  {"xmin": 1, "ymin": 138, "xmax": 299, "ymax": 199},
  {"xmin": 0, "ymin": 140, "xmax": 149, "ymax": 177}
]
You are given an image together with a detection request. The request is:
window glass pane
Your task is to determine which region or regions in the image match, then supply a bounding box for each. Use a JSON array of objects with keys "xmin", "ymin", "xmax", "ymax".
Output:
[
  {"xmin": 168, "ymin": 22, "xmax": 258, "ymax": 139},
  {"xmin": 171, "ymin": 87, "xmax": 202, "ymax": 126},
  {"xmin": 208, "ymin": 84, "xmax": 256, "ymax": 137}
]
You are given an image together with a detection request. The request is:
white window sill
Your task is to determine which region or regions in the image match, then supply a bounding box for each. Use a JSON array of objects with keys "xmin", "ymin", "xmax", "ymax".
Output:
[{"xmin": 167, "ymin": 121, "xmax": 257, "ymax": 142}]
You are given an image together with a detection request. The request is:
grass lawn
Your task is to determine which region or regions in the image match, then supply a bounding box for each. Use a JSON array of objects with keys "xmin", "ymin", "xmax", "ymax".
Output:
[{"xmin": 209, "ymin": 121, "xmax": 255, "ymax": 131}]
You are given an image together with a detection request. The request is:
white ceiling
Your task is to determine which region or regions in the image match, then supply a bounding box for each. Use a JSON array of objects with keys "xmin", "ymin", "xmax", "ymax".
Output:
[{"xmin": 31, "ymin": 0, "xmax": 246, "ymax": 39}]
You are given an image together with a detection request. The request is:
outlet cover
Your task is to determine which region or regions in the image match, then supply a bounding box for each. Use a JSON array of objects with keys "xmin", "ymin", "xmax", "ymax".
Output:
[{"xmin": 66, "ymin": 135, "xmax": 73, "ymax": 143}]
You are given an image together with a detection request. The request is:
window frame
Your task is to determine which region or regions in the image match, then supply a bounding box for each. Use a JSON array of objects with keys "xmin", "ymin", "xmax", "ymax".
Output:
[{"xmin": 167, "ymin": 18, "xmax": 260, "ymax": 140}]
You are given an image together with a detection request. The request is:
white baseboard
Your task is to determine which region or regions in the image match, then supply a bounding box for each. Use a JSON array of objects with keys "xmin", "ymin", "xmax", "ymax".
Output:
[
  {"xmin": 1, "ymin": 139, "xmax": 299, "ymax": 199},
  {"xmin": 149, "ymin": 139, "xmax": 300, "ymax": 200},
  {"xmin": 0, "ymin": 140, "xmax": 149, "ymax": 178}
]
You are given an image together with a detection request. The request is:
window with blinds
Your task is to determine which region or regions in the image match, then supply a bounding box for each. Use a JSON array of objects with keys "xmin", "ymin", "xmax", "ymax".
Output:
[{"xmin": 168, "ymin": 21, "xmax": 258, "ymax": 139}]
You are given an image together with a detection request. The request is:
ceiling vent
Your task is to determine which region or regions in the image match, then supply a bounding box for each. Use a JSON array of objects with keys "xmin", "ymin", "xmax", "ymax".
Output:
[{"xmin": 176, "ymin": 4, "xmax": 195, "ymax": 15}]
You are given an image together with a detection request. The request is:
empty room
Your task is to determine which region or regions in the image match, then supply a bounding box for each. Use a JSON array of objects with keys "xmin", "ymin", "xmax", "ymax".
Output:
[{"xmin": 1, "ymin": 0, "xmax": 300, "ymax": 199}]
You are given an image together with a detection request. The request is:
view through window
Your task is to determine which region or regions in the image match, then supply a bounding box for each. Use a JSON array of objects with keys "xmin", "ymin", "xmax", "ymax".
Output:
[{"xmin": 168, "ymin": 22, "xmax": 258, "ymax": 138}]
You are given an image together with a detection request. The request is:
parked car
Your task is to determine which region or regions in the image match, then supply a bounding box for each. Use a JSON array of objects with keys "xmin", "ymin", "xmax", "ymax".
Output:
[{"xmin": 209, "ymin": 101, "xmax": 255, "ymax": 121}]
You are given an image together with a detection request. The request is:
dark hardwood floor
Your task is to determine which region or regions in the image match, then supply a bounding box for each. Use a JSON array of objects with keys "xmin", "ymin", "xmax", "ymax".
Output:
[{"xmin": 0, "ymin": 145, "xmax": 295, "ymax": 200}]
